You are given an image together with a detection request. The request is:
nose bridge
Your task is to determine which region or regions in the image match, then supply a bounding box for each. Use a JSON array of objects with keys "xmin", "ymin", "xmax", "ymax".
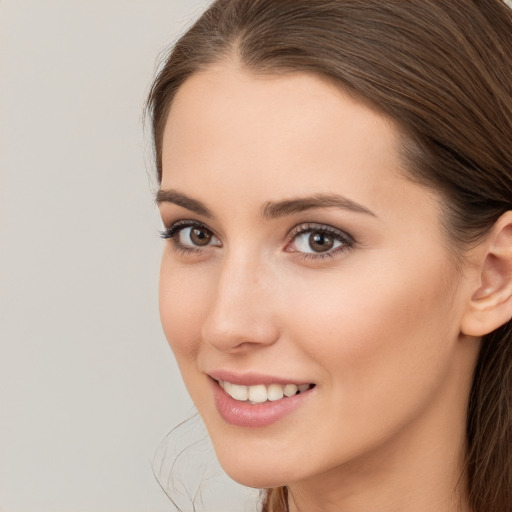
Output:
[{"xmin": 201, "ymin": 247, "xmax": 279, "ymax": 352}]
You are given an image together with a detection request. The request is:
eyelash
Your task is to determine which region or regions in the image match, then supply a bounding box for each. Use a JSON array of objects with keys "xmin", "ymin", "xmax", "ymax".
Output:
[
  {"xmin": 286, "ymin": 223, "xmax": 355, "ymax": 260},
  {"xmin": 160, "ymin": 220, "xmax": 218, "ymax": 255},
  {"xmin": 160, "ymin": 221, "xmax": 355, "ymax": 260}
]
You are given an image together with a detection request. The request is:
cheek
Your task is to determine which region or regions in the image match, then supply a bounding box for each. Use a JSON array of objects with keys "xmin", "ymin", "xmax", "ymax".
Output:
[
  {"xmin": 158, "ymin": 253, "xmax": 210, "ymax": 362},
  {"xmin": 282, "ymin": 253, "xmax": 461, "ymax": 419}
]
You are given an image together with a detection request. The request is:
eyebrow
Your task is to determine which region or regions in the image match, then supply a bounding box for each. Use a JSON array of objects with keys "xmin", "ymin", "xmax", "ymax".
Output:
[
  {"xmin": 155, "ymin": 189, "xmax": 212, "ymax": 217},
  {"xmin": 262, "ymin": 193, "xmax": 376, "ymax": 219},
  {"xmin": 155, "ymin": 189, "xmax": 376, "ymax": 219}
]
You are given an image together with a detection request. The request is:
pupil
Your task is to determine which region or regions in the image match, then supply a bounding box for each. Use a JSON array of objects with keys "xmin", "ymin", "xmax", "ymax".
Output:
[
  {"xmin": 191, "ymin": 228, "xmax": 211, "ymax": 246},
  {"xmin": 309, "ymin": 232, "xmax": 333, "ymax": 252}
]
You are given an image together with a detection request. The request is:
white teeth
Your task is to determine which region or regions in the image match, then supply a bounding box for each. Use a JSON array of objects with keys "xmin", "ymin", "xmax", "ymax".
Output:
[
  {"xmin": 248, "ymin": 384, "xmax": 267, "ymax": 403},
  {"xmin": 267, "ymin": 383, "xmax": 284, "ymax": 401},
  {"xmin": 283, "ymin": 384, "xmax": 298, "ymax": 397},
  {"xmin": 220, "ymin": 381, "xmax": 312, "ymax": 403},
  {"xmin": 229, "ymin": 383, "xmax": 248, "ymax": 401}
]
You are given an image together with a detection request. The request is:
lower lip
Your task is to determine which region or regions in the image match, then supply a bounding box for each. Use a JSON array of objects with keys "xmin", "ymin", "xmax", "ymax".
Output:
[{"xmin": 211, "ymin": 379, "xmax": 314, "ymax": 428}]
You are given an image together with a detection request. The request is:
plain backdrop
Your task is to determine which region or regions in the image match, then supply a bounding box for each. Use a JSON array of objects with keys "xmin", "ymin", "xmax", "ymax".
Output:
[{"xmin": 0, "ymin": 1, "xmax": 259, "ymax": 510}]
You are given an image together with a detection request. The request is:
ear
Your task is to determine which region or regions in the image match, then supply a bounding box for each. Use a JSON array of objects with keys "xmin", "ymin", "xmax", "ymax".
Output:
[{"xmin": 461, "ymin": 211, "xmax": 512, "ymax": 337}]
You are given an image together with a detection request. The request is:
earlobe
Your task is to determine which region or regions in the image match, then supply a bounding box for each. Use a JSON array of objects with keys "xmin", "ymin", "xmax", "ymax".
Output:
[{"xmin": 461, "ymin": 211, "xmax": 512, "ymax": 337}]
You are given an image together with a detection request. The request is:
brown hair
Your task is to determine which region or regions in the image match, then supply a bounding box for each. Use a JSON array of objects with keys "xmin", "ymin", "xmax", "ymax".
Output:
[{"xmin": 146, "ymin": 1, "xmax": 512, "ymax": 510}]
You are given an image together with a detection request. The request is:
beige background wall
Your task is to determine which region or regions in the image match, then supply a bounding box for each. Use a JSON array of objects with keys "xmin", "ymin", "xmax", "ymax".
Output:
[{"xmin": 0, "ymin": 1, "xmax": 245, "ymax": 510}]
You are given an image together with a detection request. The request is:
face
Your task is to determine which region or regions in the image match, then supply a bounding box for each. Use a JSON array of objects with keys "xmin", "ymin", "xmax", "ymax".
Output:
[{"xmin": 157, "ymin": 63, "xmax": 476, "ymax": 490}]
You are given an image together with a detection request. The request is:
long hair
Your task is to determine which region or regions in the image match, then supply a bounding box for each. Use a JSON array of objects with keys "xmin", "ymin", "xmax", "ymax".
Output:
[{"xmin": 146, "ymin": 2, "xmax": 512, "ymax": 510}]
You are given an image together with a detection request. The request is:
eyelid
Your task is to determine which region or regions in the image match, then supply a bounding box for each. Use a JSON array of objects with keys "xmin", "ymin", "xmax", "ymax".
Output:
[
  {"xmin": 287, "ymin": 222, "xmax": 354, "ymax": 243},
  {"xmin": 160, "ymin": 219, "xmax": 218, "ymax": 239},
  {"xmin": 160, "ymin": 219, "xmax": 355, "ymax": 259},
  {"xmin": 160, "ymin": 220, "xmax": 222, "ymax": 257},
  {"xmin": 285, "ymin": 222, "xmax": 355, "ymax": 258}
]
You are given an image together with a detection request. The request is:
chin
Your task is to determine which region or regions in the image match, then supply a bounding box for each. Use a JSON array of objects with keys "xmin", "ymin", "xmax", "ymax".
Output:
[
  {"xmin": 209, "ymin": 435, "xmax": 305, "ymax": 489},
  {"xmin": 219, "ymin": 459, "xmax": 289, "ymax": 489}
]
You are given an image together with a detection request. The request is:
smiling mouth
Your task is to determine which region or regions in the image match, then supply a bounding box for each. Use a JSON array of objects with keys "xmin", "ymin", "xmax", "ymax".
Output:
[{"xmin": 218, "ymin": 380, "xmax": 315, "ymax": 404}]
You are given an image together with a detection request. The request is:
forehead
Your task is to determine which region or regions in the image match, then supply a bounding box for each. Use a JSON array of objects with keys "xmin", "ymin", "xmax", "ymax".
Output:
[
  {"xmin": 163, "ymin": 63, "xmax": 398, "ymax": 160},
  {"xmin": 160, "ymin": 63, "xmax": 437, "ymax": 226}
]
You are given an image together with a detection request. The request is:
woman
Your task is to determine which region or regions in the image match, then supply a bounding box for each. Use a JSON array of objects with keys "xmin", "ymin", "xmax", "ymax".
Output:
[{"xmin": 146, "ymin": 1, "xmax": 512, "ymax": 511}]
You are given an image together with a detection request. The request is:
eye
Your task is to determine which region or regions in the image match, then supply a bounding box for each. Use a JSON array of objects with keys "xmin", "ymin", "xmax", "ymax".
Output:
[
  {"xmin": 178, "ymin": 226, "xmax": 216, "ymax": 247},
  {"xmin": 286, "ymin": 223, "xmax": 354, "ymax": 258},
  {"xmin": 160, "ymin": 221, "xmax": 222, "ymax": 252}
]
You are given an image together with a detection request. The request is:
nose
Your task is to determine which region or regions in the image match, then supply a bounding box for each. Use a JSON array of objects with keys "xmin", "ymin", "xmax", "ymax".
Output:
[{"xmin": 201, "ymin": 252, "xmax": 280, "ymax": 353}]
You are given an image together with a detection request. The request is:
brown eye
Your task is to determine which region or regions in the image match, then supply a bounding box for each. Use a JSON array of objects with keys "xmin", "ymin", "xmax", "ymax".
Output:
[
  {"xmin": 190, "ymin": 227, "xmax": 212, "ymax": 246},
  {"xmin": 174, "ymin": 224, "xmax": 221, "ymax": 249},
  {"xmin": 308, "ymin": 232, "xmax": 334, "ymax": 252},
  {"xmin": 287, "ymin": 223, "xmax": 353, "ymax": 258}
]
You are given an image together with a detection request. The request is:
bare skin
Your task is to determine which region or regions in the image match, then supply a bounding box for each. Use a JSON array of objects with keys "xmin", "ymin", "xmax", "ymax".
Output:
[{"xmin": 155, "ymin": 61, "xmax": 511, "ymax": 512}]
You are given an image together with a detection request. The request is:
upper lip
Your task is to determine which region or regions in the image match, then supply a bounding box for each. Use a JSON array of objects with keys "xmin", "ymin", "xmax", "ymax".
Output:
[{"xmin": 207, "ymin": 369, "xmax": 313, "ymax": 387}]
